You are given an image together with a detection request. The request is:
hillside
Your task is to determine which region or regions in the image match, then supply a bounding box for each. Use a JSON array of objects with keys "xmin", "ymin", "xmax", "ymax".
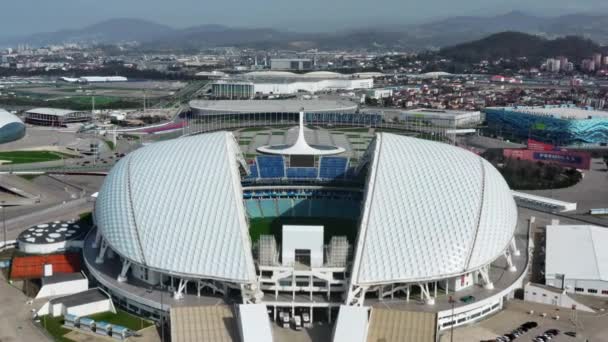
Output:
[
  {"xmin": 3, "ymin": 12, "xmax": 608, "ymax": 51},
  {"xmin": 439, "ymin": 32, "xmax": 605, "ymax": 63}
]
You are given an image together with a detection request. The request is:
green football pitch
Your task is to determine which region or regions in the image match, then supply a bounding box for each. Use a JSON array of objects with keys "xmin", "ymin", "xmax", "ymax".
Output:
[{"xmin": 249, "ymin": 217, "xmax": 359, "ymax": 244}]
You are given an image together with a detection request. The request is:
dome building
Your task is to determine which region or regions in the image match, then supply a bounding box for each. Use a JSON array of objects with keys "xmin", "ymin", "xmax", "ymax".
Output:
[
  {"xmin": 84, "ymin": 130, "xmax": 526, "ymax": 334},
  {"xmin": 0, "ymin": 109, "xmax": 26, "ymax": 144}
]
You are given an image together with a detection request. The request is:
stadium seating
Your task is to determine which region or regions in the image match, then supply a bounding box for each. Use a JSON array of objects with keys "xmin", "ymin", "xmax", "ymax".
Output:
[
  {"xmin": 248, "ymin": 162, "xmax": 259, "ymax": 179},
  {"xmin": 319, "ymin": 157, "xmax": 348, "ymax": 179},
  {"xmin": 286, "ymin": 167, "xmax": 318, "ymax": 179},
  {"xmin": 256, "ymin": 156, "xmax": 285, "ymax": 178}
]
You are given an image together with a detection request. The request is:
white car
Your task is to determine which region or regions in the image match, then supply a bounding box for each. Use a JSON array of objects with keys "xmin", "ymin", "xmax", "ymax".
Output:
[
  {"xmin": 302, "ymin": 312, "xmax": 311, "ymax": 328},
  {"xmin": 293, "ymin": 315, "xmax": 302, "ymax": 330}
]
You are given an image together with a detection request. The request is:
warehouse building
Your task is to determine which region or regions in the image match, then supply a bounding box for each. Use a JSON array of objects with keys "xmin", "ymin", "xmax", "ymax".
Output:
[
  {"xmin": 25, "ymin": 108, "xmax": 92, "ymax": 126},
  {"xmin": 545, "ymin": 224, "xmax": 608, "ymax": 297}
]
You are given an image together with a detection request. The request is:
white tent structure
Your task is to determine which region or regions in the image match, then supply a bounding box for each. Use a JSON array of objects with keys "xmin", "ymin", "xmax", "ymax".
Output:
[
  {"xmin": 257, "ymin": 111, "xmax": 345, "ymax": 156},
  {"xmin": 347, "ymin": 133, "xmax": 519, "ymax": 305}
]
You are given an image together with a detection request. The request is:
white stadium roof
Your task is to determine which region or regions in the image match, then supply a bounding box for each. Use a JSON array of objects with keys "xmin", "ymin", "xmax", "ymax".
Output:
[
  {"xmin": 351, "ymin": 133, "xmax": 517, "ymax": 285},
  {"xmin": 546, "ymin": 225, "xmax": 608, "ymax": 282},
  {"xmin": 189, "ymin": 99, "xmax": 358, "ymax": 113},
  {"xmin": 95, "ymin": 132, "xmax": 256, "ymax": 283},
  {"xmin": 25, "ymin": 108, "xmax": 84, "ymax": 116}
]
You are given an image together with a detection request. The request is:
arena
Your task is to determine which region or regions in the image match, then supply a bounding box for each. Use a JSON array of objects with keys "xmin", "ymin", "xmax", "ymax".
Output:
[
  {"xmin": 83, "ymin": 109, "xmax": 529, "ymax": 340},
  {"xmin": 0, "ymin": 108, "xmax": 26, "ymax": 144},
  {"xmin": 484, "ymin": 104, "xmax": 608, "ymax": 146}
]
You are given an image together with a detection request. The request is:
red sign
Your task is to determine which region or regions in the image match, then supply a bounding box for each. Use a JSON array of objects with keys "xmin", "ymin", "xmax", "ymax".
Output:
[
  {"xmin": 503, "ymin": 148, "xmax": 591, "ymax": 170},
  {"xmin": 527, "ymin": 139, "xmax": 555, "ymax": 151}
]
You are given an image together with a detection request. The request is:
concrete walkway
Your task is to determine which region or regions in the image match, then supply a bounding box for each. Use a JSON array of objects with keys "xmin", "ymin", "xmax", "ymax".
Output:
[{"xmin": 0, "ymin": 274, "xmax": 51, "ymax": 342}]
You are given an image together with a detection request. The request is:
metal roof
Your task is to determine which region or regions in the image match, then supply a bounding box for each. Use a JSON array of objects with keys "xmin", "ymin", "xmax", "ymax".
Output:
[
  {"xmin": 95, "ymin": 132, "xmax": 256, "ymax": 283},
  {"xmin": 237, "ymin": 304, "xmax": 273, "ymax": 342},
  {"xmin": 351, "ymin": 133, "xmax": 517, "ymax": 285},
  {"xmin": 25, "ymin": 108, "xmax": 84, "ymax": 116},
  {"xmin": 189, "ymin": 99, "xmax": 358, "ymax": 113},
  {"xmin": 546, "ymin": 225, "xmax": 608, "ymax": 281},
  {"xmin": 332, "ymin": 305, "xmax": 369, "ymax": 342}
]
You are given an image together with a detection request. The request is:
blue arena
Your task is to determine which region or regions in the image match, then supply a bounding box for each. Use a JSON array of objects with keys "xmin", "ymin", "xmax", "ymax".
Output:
[{"xmin": 484, "ymin": 105, "xmax": 608, "ymax": 146}]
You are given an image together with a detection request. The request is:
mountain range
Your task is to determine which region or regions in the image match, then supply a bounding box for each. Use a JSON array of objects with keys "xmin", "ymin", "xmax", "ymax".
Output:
[
  {"xmin": 2, "ymin": 11, "xmax": 608, "ymax": 51},
  {"xmin": 439, "ymin": 32, "xmax": 607, "ymax": 63}
]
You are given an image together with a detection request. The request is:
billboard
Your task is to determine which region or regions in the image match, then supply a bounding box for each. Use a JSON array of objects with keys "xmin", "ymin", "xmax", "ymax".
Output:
[
  {"xmin": 527, "ymin": 139, "xmax": 556, "ymax": 151},
  {"xmin": 503, "ymin": 148, "xmax": 591, "ymax": 170}
]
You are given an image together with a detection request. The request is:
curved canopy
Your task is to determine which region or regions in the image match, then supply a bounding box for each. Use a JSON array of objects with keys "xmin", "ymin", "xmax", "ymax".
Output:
[
  {"xmin": 95, "ymin": 132, "xmax": 256, "ymax": 283},
  {"xmin": 351, "ymin": 133, "xmax": 517, "ymax": 285},
  {"xmin": 257, "ymin": 111, "xmax": 345, "ymax": 156}
]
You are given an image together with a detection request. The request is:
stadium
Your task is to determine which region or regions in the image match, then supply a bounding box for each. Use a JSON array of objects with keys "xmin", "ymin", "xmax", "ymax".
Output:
[
  {"xmin": 484, "ymin": 105, "xmax": 608, "ymax": 146},
  {"xmin": 83, "ymin": 102, "xmax": 529, "ymax": 339}
]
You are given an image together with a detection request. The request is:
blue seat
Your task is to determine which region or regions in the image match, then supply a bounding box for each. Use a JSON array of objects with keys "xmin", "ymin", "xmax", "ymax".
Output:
[
  {"xmin": 286, "ymin": 167, "xmax": 318, "ymax": 179},
  {"xmin": 319, "ymin": 157, "xmax": 348, "ymax": 179},
  {"xmin": 257, "ymin": 156, "xmax": 285, "ymax": 178}
]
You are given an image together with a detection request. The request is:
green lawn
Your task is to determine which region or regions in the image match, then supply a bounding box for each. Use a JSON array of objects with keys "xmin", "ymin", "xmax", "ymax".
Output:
[
  {"xmin": 40, "ymin": 310, "xmax": 152, "ymax": 341},
  {"xmin": 103, "ymin": 139, "xmax": 115, "ymax": 151},
  {"xmin": 88, "ymin": 310, "xmax": 153, "ymax": 330},
  {"xmin": 249, "ymin": 217, "xmax": 358, "ymax": 244},
  {"xmin": 40, "ymin": 316, "xmax": 73, "ymax": 342},
  {"xmin": 240, "ymin": 127, "xmax": 269, "ymax": 132},
  {"xmin": 0, "ymin": 151, "xmax": 70, "ymax": 164}
]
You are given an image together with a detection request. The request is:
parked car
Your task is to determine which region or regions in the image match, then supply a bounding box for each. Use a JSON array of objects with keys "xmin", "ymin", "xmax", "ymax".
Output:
[
  {"xmin": 460, "ymin": 295, "xmax": 475, "ymax": 303},
  {"xmin": 293, "ymin": 315, "xmax": 302, "ymax": 330}
]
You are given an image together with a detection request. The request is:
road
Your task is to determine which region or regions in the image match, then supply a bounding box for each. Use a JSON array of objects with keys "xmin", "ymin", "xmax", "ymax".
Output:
[{"xmin": 3, "ymin": 197, "xmax": 93, "ymax": 241}]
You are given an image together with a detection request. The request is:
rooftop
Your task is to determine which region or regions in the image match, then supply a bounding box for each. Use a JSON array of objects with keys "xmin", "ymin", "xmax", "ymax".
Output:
[
  {"xmin": 546, "ymin": 224, "xmax": 608, "ymax": 281},
  {"xmin": 49, "ymin": 288, "xmax": 109, "ymax": 307},
  {"xmin": 95, "ymin": 132, "xmax": 256, "ymax": 283},
  {"xmin": 25, "ymin": 108, "xmax": 85, "ymax": 116},
  {"xmin": 189, "ymin": 99, "xmax": 358, "ymax": 113},
  {"xmin": 488, "ymin": 105, "xmax": 608, "ymax": 120},
  {"xmin": 351, "ymin": 133, "xmax": 517, "ymax": 285}
]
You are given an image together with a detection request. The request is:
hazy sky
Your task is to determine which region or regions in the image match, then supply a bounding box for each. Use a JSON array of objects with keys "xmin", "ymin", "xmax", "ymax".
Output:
[{"xmin": 1, "ymin": 0, "xmax": 607, "ymax": 36}]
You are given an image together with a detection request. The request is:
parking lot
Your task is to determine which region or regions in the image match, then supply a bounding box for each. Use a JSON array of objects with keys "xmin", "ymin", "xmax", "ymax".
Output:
[{"xmin": 440, "ymin": 300, "xmax": 608, "ymax": 341}]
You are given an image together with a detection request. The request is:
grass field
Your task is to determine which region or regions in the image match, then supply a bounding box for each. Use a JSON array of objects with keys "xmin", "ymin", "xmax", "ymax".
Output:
[
  {"xmin": 249, "ymin": 217, "xmax": 358, "ymax": 244},
  {"xmin": 40, "ymin": 310, "xmax": 152, "ymax": 342},
  {"xmin": 0, "ymin": 151, "xmax": 71, "ymax": 164},
  {"xmin": 40, "ymin": 316, "xmax": 73, "ymax": 342},
  {"xmin": 88, "ymin": 310, "xmax": 153, "ymax": 330}
]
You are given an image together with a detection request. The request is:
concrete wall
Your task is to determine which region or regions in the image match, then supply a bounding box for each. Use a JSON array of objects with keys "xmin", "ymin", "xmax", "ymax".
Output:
[
  {"xmin": 35, "ymin": 278, "xmax": 88, "ymax": 299},
  {"xmin": 66, "ymin": 299, "xmax": 115, "ymax": 317},
  {"xmin": 524, "ymin": 283, "xmax": 594, "ymax": 313}
]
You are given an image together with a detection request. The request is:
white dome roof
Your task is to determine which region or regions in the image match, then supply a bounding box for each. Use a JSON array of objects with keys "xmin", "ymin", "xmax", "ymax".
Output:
[
  {"xmin": 351, "ymin": 133, "xmax": 517, "ymax": 285},
  {"xmin": 95, "ymin": 132, "xmax": 256, "ymax": 283}
]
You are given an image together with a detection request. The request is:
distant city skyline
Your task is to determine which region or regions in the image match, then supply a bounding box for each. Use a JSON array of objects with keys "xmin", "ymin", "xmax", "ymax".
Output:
[{"xmin": 1, "ymin": 0, "xmax": 608, "ymax": 38}]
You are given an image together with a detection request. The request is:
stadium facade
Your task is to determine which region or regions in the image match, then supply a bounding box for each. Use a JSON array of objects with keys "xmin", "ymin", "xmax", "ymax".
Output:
[
  {"xmin": 185, "ymin": 100, "xmax": 462, "ymax": 145},
  {"xmin": 0, "ymin": 109, "xmax": 26, "ymax": 144},
  {"xmin": 207, "ymin": 71, "xmax": 375, "ymax": 98},
  {"xmin": 85, "ymin": 124, "xmax": 527, "ymax": 332},
  {"xmin": 484, "ymin": 105, "xmax": 608, "ymax": 146}
]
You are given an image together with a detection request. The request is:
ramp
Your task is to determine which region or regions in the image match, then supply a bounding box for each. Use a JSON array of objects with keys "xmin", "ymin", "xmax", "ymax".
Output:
[
  {"xmin": 367, "ymin": 309, "xmax": 437, "ymax": 342},
  {"xmin": 170, "ymin": 305, "xmax": 238, "ymax": 342}
]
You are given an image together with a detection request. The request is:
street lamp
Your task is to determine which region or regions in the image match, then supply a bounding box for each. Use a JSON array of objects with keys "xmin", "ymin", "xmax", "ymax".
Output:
[
  {"xmin": 2, "ymin": 201, "xmax": 6, "ymax": 249},
  {"xmin": 449, "ymin": 295, "xmax": 456, "ymax": 342}
]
